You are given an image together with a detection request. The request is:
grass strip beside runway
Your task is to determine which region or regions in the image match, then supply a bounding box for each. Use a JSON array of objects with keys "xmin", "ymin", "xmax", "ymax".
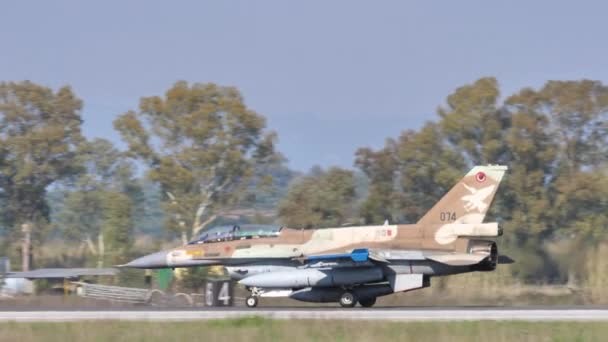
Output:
[{"xmin": 1, "ymin": 317, "xmax": 607, "ymax": 342}]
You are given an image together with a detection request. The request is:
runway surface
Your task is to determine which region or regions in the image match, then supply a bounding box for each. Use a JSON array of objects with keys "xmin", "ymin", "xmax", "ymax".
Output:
[{"xmin": 2, "ymin": 308, "xmax": 608, "ymax": 322}]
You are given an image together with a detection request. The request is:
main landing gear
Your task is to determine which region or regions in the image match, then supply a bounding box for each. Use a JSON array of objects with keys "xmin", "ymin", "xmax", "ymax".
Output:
[
  {"xmin": 358, "ymin": 297, "xmax": 377, "ymax": 308},
  {"xmin": 339, "ymin": 291, "xmax": 357, "ymax": 308},
  {"xmin": 339, "ymin": 291, "xmax": 377, "ymax": 308}
]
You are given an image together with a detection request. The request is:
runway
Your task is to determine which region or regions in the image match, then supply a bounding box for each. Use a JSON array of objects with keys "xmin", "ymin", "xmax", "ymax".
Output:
[{"xmin": 2, "ymin": 308, "xmax": 608, "ymax": 322}]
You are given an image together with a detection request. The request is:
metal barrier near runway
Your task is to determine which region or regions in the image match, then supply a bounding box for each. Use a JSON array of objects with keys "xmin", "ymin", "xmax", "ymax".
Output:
[
  {"xmin": 72, "ymin": 279, "xmax": 234, "ymax": 307},
  {"xmin": 2, "ymin": 309, "xmax": 608, "ymax": 322},
  {"xmin": 73, "ymin": 282, "xmax": 153, "ymax": 304}
]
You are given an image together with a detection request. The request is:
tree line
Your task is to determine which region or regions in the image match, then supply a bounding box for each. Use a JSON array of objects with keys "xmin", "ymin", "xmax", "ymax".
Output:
[
  {"xmin": 279, "ymin": 78, "xmax": 608, "ymax": 283},
  {"xmin": 0, "ymin": 81, "xmax": 281, "ymax": 268},
  {"xmin": 0, "ymin": 78, "xmax": 606, "ymax": 285}
]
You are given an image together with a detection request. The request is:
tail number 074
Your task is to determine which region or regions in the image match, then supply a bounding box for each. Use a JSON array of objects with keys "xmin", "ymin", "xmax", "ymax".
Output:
[{"xmin": 440, "ymin": 212, "xmax": 456, "ymax": 222}]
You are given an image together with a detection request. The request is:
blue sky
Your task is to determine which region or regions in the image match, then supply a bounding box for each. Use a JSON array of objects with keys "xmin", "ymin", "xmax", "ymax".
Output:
[{"xmin": 1, "ymin": 1, "xmax": 607, "ymax": 171}]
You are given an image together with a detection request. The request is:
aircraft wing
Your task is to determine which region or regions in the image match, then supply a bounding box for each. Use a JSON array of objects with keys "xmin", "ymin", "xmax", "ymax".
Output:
[
  {"xmin": 303, "ymin": 248, "xmax": 513, "ymax": 267},
  {"xmin": 303, "ymin": 248, "xmax": 491, "ymax": 266},
  {"xmin": 304, "ymin": 248, "xmax": 374, "ymax": 263},
  {"xmin": 368, "ymin": 249, "xmax": 488, "ymax": 266}
]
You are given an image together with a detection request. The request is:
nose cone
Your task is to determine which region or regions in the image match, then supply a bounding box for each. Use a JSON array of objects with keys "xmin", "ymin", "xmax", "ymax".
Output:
[{"xmin": 121, "ymin": 251, "xmax": 168, "ymax": 269}]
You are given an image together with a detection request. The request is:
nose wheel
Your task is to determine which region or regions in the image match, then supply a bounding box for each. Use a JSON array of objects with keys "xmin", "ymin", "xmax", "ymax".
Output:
[
  {"xmin": 245, "ymin": 295, "xmax": 259, "ymax": 308},
  {"xmin": 245, "ymin": 287, "xmax": 262, "ymax": 308}
]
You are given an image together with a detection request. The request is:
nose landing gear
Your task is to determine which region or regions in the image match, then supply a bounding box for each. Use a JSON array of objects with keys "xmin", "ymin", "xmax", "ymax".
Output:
[
  {"xmin": 245, "ymin": 295, "xmax": 259, "ymax": 308},
  {"xmin": 245, "ymin": 286, "xmax": 262, "ymax": 308}
]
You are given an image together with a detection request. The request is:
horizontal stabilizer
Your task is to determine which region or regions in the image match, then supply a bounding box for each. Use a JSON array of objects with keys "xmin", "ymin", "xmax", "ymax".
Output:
[
  {"xmin": 497, "ymin": 255, "xmax": 515, "ymax": 264},
  {"xmin": 426, "ymin": 253, "xmax": 487, "ymax": 266}
]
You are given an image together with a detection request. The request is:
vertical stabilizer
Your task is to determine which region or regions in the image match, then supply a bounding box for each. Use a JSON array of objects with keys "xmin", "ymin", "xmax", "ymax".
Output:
[{"xmin": 417, "ymin": 165, "xmax": 507, "ymax": 225}]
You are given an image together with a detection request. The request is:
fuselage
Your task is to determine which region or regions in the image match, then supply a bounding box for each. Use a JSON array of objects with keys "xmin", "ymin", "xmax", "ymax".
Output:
[
  {"xmin": 123, "ymin": 165, "xmax": 509, "ymax": 307},
  {"xmin": 125, "ymin": 222, "xmax": 500, "ymax": 277}
]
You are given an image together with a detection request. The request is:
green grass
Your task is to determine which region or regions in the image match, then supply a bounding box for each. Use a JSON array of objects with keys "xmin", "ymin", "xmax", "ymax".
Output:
[{"xmin": 0, "ymin": 319, "xmax": 607, "ymax": 342}]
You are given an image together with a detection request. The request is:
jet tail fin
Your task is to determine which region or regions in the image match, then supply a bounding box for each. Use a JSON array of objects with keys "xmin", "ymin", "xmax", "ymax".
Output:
[{"xmin": 417, "ymin": 165, "xmax": 507, "ymax": 225}]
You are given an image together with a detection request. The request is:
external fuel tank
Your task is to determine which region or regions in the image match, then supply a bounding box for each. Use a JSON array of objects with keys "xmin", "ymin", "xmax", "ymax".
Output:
[{"xmin": 239, "ymin": 267, "xmax": 384, "ymax": 288}]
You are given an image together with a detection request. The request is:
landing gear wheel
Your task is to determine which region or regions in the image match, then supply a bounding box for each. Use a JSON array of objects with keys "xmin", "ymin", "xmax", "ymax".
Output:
[
  {"xmin": 339, "ymin": 292, "xmax": 357, "ymax": 308},
  {"xmin": 359, "ymin": 297, "xmax": 377, "ymax": 308},
  {"xmin": 245, "ymin": 296, "xmax": 258, "ymax": 308}
]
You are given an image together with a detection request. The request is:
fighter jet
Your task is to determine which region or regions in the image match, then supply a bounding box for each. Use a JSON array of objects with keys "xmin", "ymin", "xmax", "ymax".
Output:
[{"xmin": 124, "ymin": 165, "xmax": 511, "ymax": 308}]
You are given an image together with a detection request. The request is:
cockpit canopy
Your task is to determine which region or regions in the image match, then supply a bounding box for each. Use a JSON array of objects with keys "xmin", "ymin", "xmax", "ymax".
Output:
[{"xmin": 188, "ymin": 224, "xmax": 282, "ymax": 244}]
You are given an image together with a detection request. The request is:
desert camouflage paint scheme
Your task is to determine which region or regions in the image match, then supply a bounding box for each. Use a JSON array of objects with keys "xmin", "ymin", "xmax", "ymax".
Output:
[{"xmin": 125, "ymin": 165, "xmax": 509, "ymax": 307}]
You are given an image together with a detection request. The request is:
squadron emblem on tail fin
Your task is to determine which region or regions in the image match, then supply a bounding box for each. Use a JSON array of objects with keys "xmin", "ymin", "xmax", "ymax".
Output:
[{"xmin": 461, "ymin": 184, "xmax": 496, "ymax": 213}]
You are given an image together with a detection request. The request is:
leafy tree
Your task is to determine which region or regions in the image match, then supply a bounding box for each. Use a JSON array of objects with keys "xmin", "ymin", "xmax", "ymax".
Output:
[
  {"xmin": 55, "ymin": 139, "xmax": 139, "ymax": 266},
  {"xmin": 354, "ymin": 77, "xmax": 608, "ymax": 285},
  {"xmin": 131, "ymin": 180, "xmax": 165, "ymax": 236},
  {"xmin": 0, "ymin": 81, "xmax": 83, "ymax": 249},
  {"xmin": 356, "ymin": 124, "xmax": 465, "ymax": 224},
  {"xmin": 244, "ymin": 157, "xmax": 295, "ymax": 210},
  {"xmin": 393, "ymin": 123, "xmax": 466, "ymax": 223},
  {"xmin": 356, "ymin": 79, "xmax": 505, "ymax": 225},
  {"xmin": 114, "ymin": 81, "xmax": 277, "ymax": 242},
  {"xmin": 278, "ymin": 167, "xmax": 357, "ymax": 228},
  {"xmin": 504, "ymin": 81, "xmax": 608, "ymax": 239},
  {"xmin": 355, "ymin": 143, "xmax": 398, "ymax": 224},
  {"xmin": 537, "ymin": 80, "xmax": 608, "ymax": 172},
  {"xmin": 100, "ymin": 191, "xmax": 134, "ymax": 265},
  {"xmin": 502, "ymin": 87, "xmax": 559, "ymax": 241},
  {"xmin": 501, "ymin": 80, "xmax": 608, "ymax": 283},
  {"xmin": 438, "ymin": 77, "xmax": 510, "ymax": 165}
]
